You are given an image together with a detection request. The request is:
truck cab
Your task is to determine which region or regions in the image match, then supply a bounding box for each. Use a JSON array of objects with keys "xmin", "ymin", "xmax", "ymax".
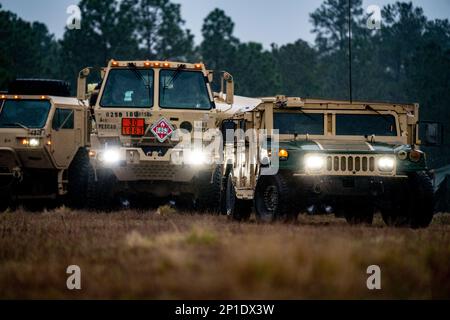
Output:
[
  {"xmin": 77, "ymin": 60, "xmax": 234, "ymax": 210},
  {"xmin": 0, "ymin": 79, "xmax": 90, "ymax": 210}
]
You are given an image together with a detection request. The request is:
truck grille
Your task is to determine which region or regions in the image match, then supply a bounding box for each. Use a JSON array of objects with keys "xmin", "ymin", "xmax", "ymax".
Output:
[
  {"xmin": 130, "ymin": 164, "xmax": 177, "ymax": 180},
  {"xmin": 324, "ymin": 154, "xmax": 395, "ymax": 176}
]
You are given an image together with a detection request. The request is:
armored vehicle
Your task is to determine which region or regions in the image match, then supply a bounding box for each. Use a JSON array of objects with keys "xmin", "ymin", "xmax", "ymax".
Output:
[
  {"xmin": 77, "ymin": 60, "xmax": 234, "ymax": 210},
  {"xmin": 222, "ymin": 96, "xmax": 434, "ymax": 228},
  {"xmin": 0, "ymin": 79, "xmax": 90, "ymax": 210}
]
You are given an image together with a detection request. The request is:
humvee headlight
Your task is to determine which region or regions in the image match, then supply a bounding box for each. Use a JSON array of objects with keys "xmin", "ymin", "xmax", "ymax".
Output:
[
  {"xmin": 304, "ymin": 155, "xmax": 325, "ymax": 171},
  {"xmin": 378, "ymin": 157, "xmax": 395, "ymax": 171},
  {"xmin": 29, "ymin": 138, "xmax": 40, "ymax": 147},
  {"xmin": 101, "ymin": 149, "xmax": 121, "ymax": 164}
]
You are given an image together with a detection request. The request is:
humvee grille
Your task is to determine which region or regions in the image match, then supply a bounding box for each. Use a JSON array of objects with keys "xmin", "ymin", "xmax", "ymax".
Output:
[{"xmin": 324, "ymin": 155, "xmax": 394, "ymax": 176}]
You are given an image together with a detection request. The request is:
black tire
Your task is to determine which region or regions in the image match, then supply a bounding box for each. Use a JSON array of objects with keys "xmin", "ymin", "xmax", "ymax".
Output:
[
  {"xmin": 343, "ymin": 203, "xmax": 374, "ymax": 225},
  {"xmin": 254, "ymin": 174, "xmax": 297, "ymax": 223},
  {"xmin": 381, "ymin": 171, "xmax": 434, "ymax": 228},
  {"xmin": 86, "ymin": 167, "xmax": 117, "ymax": 212},
  {"xmin": 67, "ymin": 148, "xmax": 90, "ymax": 209},
  {"xmin": 225, "ymin": 173, "xmax": 252, "ymax": 221},
  {"xmin": 196, "ymin": 165, "xmax": 223, "ymax": 213}
]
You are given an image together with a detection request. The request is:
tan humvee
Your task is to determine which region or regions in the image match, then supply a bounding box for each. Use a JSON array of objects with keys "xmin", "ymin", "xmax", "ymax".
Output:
[
  {"xmin": 0, "ymin": 80, "xmax": 90, "ymax": 210},
  {"xmin": 77, "ymin": 60, "xmax": 234, "ymax": 210},
  {"xmin": 221, "ymin": 95, "xmax": 435, "ymax": 228}
]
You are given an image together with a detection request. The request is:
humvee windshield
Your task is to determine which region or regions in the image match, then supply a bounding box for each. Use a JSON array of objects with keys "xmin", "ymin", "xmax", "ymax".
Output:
[
  {"xmin": 159, "ymin": 70, "xmax": 211, "ymax": 109},
  {"xmin": 0, "ymin": 100, "xmax": 51, "ymax": 128},
  {"xmin": 274, "ymin": 112, "xmax": 324, "ymax": 135},
  {"xmin": 100, "ymin": 69, "xmax": 154, "ymax": 108},
  {"xmin": 336, "ymin": 114, "xmax": 397, "ymax": 136}
]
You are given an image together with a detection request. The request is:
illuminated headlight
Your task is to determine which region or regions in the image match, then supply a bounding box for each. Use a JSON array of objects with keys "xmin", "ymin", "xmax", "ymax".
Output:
[
  {"xmin": 29, "ymin": 138, "xmax": 40, "ymax": 147},
  {"xmin": 184, "ymin": 149, "xmax": 208, "ymax": 165},
  {"xmin": 99, "ymin": 149, "xmax": 121, "ymax": 164},
  {"xmin": 378, "ymin": 156, "xmax": 395, "ymax": 171},
  {"xmin": 304, "ymin": 155, "xmax": 325, "ymax": 171}
]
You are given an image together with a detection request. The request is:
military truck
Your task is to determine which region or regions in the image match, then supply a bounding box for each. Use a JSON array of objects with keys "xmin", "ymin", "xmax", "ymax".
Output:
[
  {"xmin": 0, "ymin": 79, "xmax": 90, "ymax": 210},
  {"xmin": 77, "ymin": 60, "xmax": 234, "ymax": 210},
  {"xmin": 222, "ymin": 95, "xmax": 435, "ymax": 228}
]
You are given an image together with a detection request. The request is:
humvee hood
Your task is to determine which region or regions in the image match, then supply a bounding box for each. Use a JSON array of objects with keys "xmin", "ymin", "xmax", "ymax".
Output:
[{"xmin": 282, "ymin": 140, "xmax": 399, "ymax": 153}]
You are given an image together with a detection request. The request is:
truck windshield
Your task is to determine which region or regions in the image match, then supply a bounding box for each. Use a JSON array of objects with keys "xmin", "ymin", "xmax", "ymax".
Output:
[
  {"xmin": 0, "ymin": 100, "xmax": 51, "ymax": 128},
  {"xmin": 274, "ymin": 112, "xmax": 324, "ymax": 135},
  {"xmin": 100, "ymin": 69, "xmax": 154, "ymax": 108},
  {"xmin": 336, "ymin": 114, "xmax": 397, "ymax": 136},
  {"xmin": 159, "ymin": 70, "xmax": 212, "ymax": 109}
]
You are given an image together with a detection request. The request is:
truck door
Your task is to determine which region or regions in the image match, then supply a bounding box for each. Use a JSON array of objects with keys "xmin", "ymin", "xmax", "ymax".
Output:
[{"xmin": 50, "ymin": 107, "xmax": 79, "ymax": 167}]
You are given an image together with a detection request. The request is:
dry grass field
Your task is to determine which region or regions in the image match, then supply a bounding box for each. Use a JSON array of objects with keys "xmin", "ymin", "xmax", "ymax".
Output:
[{"xmin": 0, "ymin": 206, "xmax": 449, "ymax": 299}]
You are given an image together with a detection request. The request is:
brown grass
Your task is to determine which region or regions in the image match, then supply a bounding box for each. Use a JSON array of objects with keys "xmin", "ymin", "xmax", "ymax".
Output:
[{"xmin": 0, "ymin": 206, "xmax": 449, "ymax": 299}]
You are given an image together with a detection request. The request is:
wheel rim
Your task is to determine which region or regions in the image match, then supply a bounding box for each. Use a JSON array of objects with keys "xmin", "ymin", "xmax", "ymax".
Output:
[{"xmin": 257, "ymin": 184, "xmax": 279, "ymax": 221}]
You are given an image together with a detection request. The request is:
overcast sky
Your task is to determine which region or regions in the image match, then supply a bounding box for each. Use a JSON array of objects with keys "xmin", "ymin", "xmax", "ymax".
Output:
[{"xmin": 1, "ymin": 0, "xmax": 449, "ymax": 47}]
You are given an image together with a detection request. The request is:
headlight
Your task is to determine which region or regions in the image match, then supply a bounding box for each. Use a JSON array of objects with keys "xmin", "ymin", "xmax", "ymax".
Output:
[
  {"xmin": 19, "ymin": 138, "xmax": 40, "ymax": 147},
  {"xmin": 99, "ymin": 149, "xmax": 121, "ymax": 164},
  {"xmin": 304, "ymin": 155, "xmax": 325, "ymax": 171},
  {"xmin": 29, "ymin": 138, "xmax": 40, "ymax": 147},
  {"xmin": 378, "ymin": 156, "xmax": 395, "ymax": 171},
  {"xmin": 184, "ymin": 149, "xmax": 208, "ymax": 165}
]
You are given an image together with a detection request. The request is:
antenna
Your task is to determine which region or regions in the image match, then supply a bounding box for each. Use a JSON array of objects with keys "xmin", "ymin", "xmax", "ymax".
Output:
[{"xmin": 348, "ymin": 0, "xmax": 353, "ymax": 104}]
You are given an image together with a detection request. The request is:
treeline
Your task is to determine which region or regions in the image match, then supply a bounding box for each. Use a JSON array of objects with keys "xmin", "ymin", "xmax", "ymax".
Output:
[{"xmin": 1, "ymin": 1, "xmax": 449, "ymax": 137}]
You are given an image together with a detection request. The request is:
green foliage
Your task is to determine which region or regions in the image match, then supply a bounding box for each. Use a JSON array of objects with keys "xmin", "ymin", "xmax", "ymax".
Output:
[{"xmin": 0, "ymin": 4, "xmax": 61, "ymax": 90}]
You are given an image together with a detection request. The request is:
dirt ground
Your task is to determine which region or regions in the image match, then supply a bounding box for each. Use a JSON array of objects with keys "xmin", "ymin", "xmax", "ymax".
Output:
[{"xmin": 0, "ymin": 207, "xmax": 449, "ymax": 299}]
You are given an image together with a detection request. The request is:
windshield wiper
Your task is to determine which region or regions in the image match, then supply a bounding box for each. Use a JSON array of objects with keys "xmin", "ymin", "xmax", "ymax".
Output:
[
  {"xmin": 162, "ymin": 64, "xmax": 186, "ymax": 99},
  {"xmin": 3, "ymin": 122, "xmax": 29, "ymax": 129},
  {"xmin": 128, "ymin": 63, "xmax": 151, "ymax": 103}
]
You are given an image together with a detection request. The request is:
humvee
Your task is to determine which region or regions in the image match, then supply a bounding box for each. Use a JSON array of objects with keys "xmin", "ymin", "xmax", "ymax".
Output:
[
  {"xmin": 77, "ymin": 60, "xmax": 234, "ymax": 210},
  {"xmin": 0, "ymin": 79, "xmax": 90, "ymax": 210},
  {"xmin": 222, "ymin": 95, "xmax": 434, "ymax": 228}
]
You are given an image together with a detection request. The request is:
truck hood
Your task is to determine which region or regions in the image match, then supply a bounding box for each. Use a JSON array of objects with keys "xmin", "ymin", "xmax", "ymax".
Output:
[{"xmin": 281, "ymin": 139, "xmax": 400, "ymax": 153}]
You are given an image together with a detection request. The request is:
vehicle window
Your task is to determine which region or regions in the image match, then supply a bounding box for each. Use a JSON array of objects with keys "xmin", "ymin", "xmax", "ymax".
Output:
[
  {"xmin": 274, "ymin": 112, "xmax": 324, "ymax": 135},
  {"xmin": 52, "ymin": 108, "xmax": 74, "ymax": 129},
  {"xmin": 100, "ymin": 69, "xmax": 154, "ymax": 108},
  {"xmin": 336, "ymin": 114, "xmax": 397, "ymax": 136},
  {"xmin": 159, "ymin": 70, "xmax": 212, "ymax": 109},
  {"xmin": 0, "ymin": 100, "xmax": 51, "ymax": 128}
]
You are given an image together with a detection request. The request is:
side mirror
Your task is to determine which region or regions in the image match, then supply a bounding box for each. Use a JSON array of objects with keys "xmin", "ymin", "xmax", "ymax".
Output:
[
  {"xmin": 419, "ymin": 121, "xmax": 443, "ymax": 146},
  {"xmin": 77, "ymin": 67, "xmax": 91, "ymax": 100},
  {"xmin": 223, "ymin": 72, "xmax": 234, "ymax": 105}
]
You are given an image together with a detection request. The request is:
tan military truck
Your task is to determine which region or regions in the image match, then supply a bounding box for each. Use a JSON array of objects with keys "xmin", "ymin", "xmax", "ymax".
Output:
[
  {"xmin": 0, "ymin": 79, "xmax": 90, "ymax": 210},
  {"xmin": 222, "ymin": 95, "xmax": 435, "ymax": 228},
  {"xmin": 77, "ymin": 60, "xmax": 234, "ymax": 211}
]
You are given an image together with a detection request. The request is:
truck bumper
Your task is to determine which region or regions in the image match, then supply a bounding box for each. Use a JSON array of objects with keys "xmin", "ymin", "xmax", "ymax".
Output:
[
  {"xmin": 289, "ymin": 174, "xmax": 407, "ymax": 200},
  {"xmin": 90, "ymin": 147, "xmax": 216, "ymax": 183}
]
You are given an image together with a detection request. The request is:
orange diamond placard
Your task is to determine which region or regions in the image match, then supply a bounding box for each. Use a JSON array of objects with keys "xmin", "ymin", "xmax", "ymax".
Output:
[{"xmin": 150, "ymin": 117, "xmax": 174, "ymax": 142}]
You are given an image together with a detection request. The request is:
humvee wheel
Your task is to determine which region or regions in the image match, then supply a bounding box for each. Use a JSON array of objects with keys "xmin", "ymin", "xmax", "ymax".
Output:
[
  {"xmin": 381, "ymin": 172, "xmax": 434, "ymax": 228},
  {"xmin": 196, "ymin": 165, "xmax": 223, "ymax": 213},
  {"xmin": 254, "ymin": 174, "xmax": 297, "ymax": 223},
  {"xmin": 86, "ymin": 168, "xmax": 117, "ymax": 211},
  {"xmin": 67, "ymin": 148, "xmax": 90, "ymax": 209},
  {"xmin": 342, "ymin": 204, "xmax": 374, "ymax": 225},
  {"xmin": 225, "ymin": 173, "xmax": 252, "ymax": 221}
]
